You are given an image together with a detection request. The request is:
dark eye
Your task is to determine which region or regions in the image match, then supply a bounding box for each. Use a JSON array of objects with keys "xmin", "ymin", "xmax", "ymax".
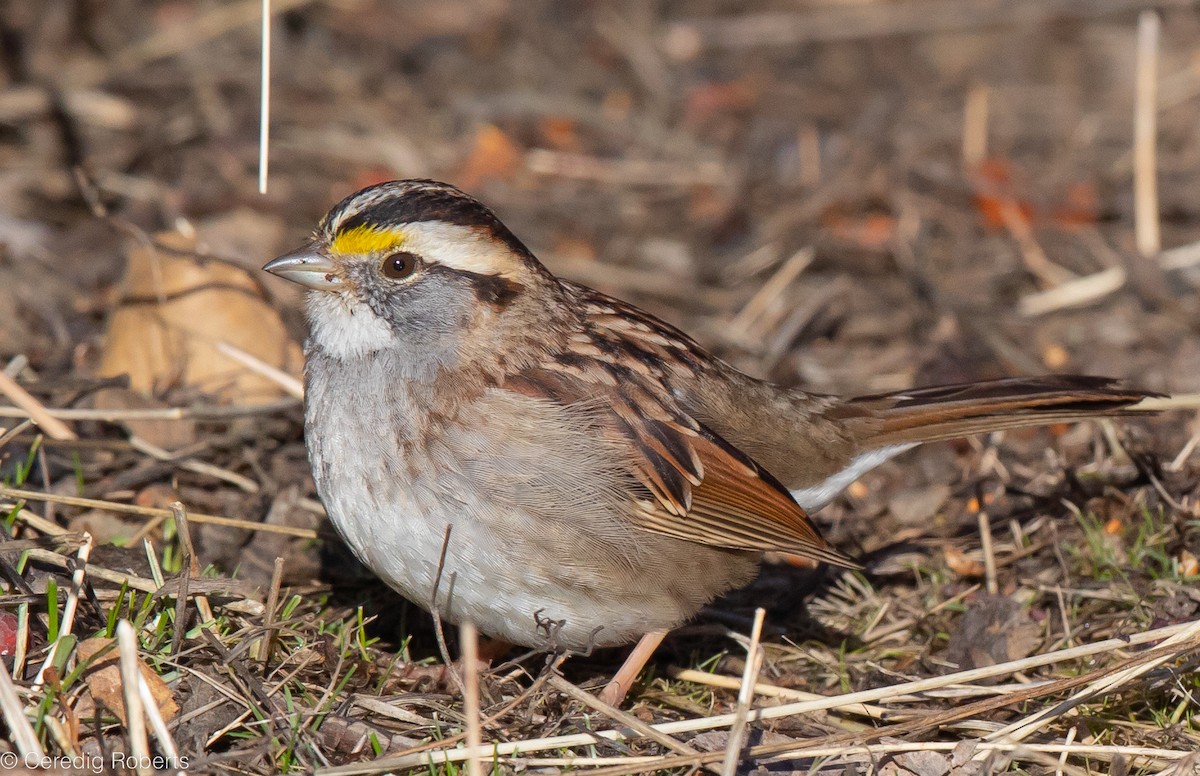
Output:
[{"xmin": 380, "ymin": 251, "xmax": 420, "ymax": 280}]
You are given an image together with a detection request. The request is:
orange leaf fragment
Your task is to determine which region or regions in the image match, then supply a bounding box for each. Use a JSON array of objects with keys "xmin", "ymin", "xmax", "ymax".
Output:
[
  {"xmin": 822, "ymin": 210, "xmax": 898, "ymax": 251},
  {"xmin": 944, "ymin": 546, "xmax": 986, "ymax": 577},
  {"xmin": 537, "ymin": 116, "xmax": 581, "ymax": 152},
  {"xmin": 1179, "ymin": 550, "xmax": 1199, "ymax": 577},
  {"xmin": 683, "ymin": 77, "xmax": 759, "ymax": 126},
  {"xmin": 458, "ymin": 124, "xmax": 522, "ymax": 189}
]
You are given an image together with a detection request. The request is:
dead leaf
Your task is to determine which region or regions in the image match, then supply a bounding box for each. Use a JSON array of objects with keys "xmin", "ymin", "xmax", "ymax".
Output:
[
  {"xmin": 96, "ymin": 230, "xmax": 302, "ymax": 446},
  {"xmin": 895, "ymin": 749, "xmax": 952, "ymax": 776},
  {"xmin": 888, "ymin": 485, "xmax": 950, "ymax": 526},
  {"xmin": 945, "ymin": 594, "xmax": 1040, "ymax": 670},
  {"xmin": 972, "ymin": 158, "xmax": 1033, "ymax": 231},
  {"xmin": 78, "ymin": 636, "xmax": 179, "ymax": 724}
]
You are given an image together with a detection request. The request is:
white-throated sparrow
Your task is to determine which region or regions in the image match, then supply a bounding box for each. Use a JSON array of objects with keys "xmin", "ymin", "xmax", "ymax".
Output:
[{"xmin": 265, "ymin": 179, "xmax": 1155, "ymax": 676}]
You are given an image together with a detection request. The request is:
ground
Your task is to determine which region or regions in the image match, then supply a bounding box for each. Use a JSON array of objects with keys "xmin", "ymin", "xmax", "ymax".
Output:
[{"xmin": 1, "ymin": 1, "xmax": 1200, "ymax": 774}]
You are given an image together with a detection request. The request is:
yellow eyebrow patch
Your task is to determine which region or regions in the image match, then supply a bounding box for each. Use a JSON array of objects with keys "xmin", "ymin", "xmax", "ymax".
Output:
[{"xmin": 330, "ymin": 225, "xmax": 406, "ymax": 256}]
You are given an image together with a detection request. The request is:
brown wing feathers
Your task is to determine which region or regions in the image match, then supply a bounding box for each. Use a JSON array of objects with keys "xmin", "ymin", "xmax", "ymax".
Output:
[
  {"xmin": 508, "ymin": 361, "xmax": 856, "ymax": 567},
  {"xmin": 842, "ymin": 375, "xmax": 1159, "ymax": 449}
]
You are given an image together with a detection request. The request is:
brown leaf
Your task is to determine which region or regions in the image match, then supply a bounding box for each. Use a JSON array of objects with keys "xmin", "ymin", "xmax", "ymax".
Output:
[
  {"xmin": 895, "ymin": 750, "xmax": 952, "ymax": 776},
  {"xmin": 945, "ymin": 595, "xmax": 1041, "ymax": 670},
  {"xmin": 78, "ymin": 636, "xmax": 179, "ymax": 725},
  {"xmin": 97, "ymin": 230, "xmax": 302, "ymax": 423}
]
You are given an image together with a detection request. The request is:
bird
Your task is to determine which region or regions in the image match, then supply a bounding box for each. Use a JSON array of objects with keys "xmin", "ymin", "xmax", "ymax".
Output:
[{"xmin": 264, "ymin": 178, "xmax": 1157, "ymax": 704}]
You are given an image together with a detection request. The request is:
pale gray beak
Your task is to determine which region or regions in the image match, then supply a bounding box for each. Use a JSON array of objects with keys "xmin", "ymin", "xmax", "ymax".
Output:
[{"xmin": 263, "ymin": 244, "xmax": 342, "ymax": 290}]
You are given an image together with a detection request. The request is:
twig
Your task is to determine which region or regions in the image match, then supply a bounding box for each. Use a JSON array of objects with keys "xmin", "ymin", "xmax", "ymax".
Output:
[
  {"xmin": 978, "ymin": 510, "xmax": 998, "ymax": 596},
  {"xmin": 1017, "ymin": 238, "xmax": 1200, "ymax": 316},
  {"xmin": 429, "ymin": 524, "xmax": 463, "ymax": 695},
  {"xmin": 258, "ymin": 556, "xmax": 286, "ymax": 665},
  {"xmin": 459, "ymin": 621, "xmax": 485, "ymax": 776},
  {"xmin": 665, "ymin": 0, "xmax": 1193, "ymax": 51},
  {"xmin": 721, "ymin": 608, "xmax": 765, "ymax": 776},
  {"xmin": 325, "ymin": 618, "xmax": 1200, "ymax": 773},
  {"xmin": 728, "ymin": 248, "xmax": 814, "ymax": 338},
  {"xmin": 258, "ymin": 0, "xmax": 271, "ymax": 194},
  {"xmin": 172, "ymin": 503, "xmax": 214, "ymax": 624},
  {"xmin": 32, "ymin": 532, "xmax": 93, "ymax": 693},
  {"xmin": 1134, "ymin": 10, "xmax": 1161, "ymax": 259},
  {"xmin": 137, "ymin": 671, "xmax": 181, "ymax": 764},
  {"xmin": 1136, "ymin": 394, "xmax": 1200, "ymax": 412},
  {"xmin": 987, "ymin": 618, "xmax": 1200, "ymax": 743},
  {"xmin": 1018, "ymin": 266, "xmax": 1126, "ymax": 316},
  {"xmin": 116, "ymin": 620, "xmax": 152, "ymax": 776},
  {"xmin": 0, "ymin": 662, "xmax": 42, "ymax": 757},
  {"xmin": 525, "ymin": 148, "xmax": 725, "ymax": 187},
  {"xmin": 1, "ymin": 487, "xmax": 317, "ymax": 539},
  {"xmin": 130, "ymin": 435, "xmax": 261, "ymax": 493},
  {"xmin": 0, "ymin": 397, "xmax": 299, "ymax": 422},
  {"xmin": 0, "ymin": 371, "xmax": 76, "ymax": 441},
  {"xmin": 669, "ymin": 668, "xmax": 895, "ymax": 721},
  {"xmin": 547, "ymin": 674, "xmax": 708, "ymax": 765},
  {"xmin": 962, "ymin": 84, "xmax": 989, "ymax": 169},
  {"xmin": 216, "ymin": 340, "xmax": 303, "ymax": 399}
]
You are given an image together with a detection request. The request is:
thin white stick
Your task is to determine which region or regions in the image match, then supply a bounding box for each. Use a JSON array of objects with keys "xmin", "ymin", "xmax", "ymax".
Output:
[
  {"xmin": 216, "ymin": 340, "xmax": 303, "ymax": 399},
  {"xmin": 1056, "ymin": 726, "xmax": 1077, "ymax": 776},
  {"xmin": 0, "ymin": 663, "xmax": 42, "ymax": 757},
  {"xmin": 670, "ymin": 668, "xmax": 893, "ymax": 719},
  {"xmin": 1018, "ymin": 266, "xmax": 1126, "ymax": 317},
  {"xmin": 759, "ymin": 740, "xmax": 1188, "ymax": 767},
  {"xmin": 0, "ymin": 371, "xmax": 75, "ymax": 440},
  {"xmin": 0, "ymin": 402, "xmax": 295, "ymax": 422},
  {"xmin": 137, "ymin": 671, "xmax": 181, "ymax": 762},
  {"xmin": 721, "ymin": 608, "xmax": 766, "ymax": 776},
  {"xmin": 326, "ymin": 618, "xmax": 1200, "ymax": 774},
  {"xmin": 258, "ymin": 0, "xmax": 271, "ymax": 194},
  {"xmin": 518, "ymin": 741, "xmax": 1194, "ymax": 769},
  {"xmin": 31, "ymin": 532, "xmax": 93, "ymax": 693},
  {"xmin": 962, "ymin": 84, "xmax": 989, "ymax": 169},
  {"xmin": 460, "ymin": 621, "xmax": 484, "ymax": 776},
  {"xmin": 116, "ymin": 620, "xmax": 153, "ymax": 776},
  {"xmin": 1133, "ymin": 10, "xmax": 1160, "ymax": 258},
  {"xmin": 978, "ymin": 511, "xmax": 998, "ymax": 596},
  {"xmin": 988, "ymin": 618, "xmax": 1200, "ymax": 743}
]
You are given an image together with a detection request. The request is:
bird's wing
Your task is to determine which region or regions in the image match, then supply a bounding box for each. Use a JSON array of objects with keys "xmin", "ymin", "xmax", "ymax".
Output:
[{"xmin": 504, "ymin": 360, "xmax": 855, "ymax": 568}]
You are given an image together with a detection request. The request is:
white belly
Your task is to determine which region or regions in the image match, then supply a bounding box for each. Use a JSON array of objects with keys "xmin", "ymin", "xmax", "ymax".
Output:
[{"xmin": 303, "ymin": 348, "xmax": 755, "ymax": 650}]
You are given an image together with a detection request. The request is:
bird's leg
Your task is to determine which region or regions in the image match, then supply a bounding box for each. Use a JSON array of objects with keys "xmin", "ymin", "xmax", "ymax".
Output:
[{"xmin": 598, "ymin": 629, "xmax": 668, "ymax": 706}]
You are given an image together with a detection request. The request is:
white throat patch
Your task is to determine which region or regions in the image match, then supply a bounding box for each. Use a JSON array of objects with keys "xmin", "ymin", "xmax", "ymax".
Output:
[{"xmin": 306, "ymin": 292, "xmax": 395, "ymax": 359}]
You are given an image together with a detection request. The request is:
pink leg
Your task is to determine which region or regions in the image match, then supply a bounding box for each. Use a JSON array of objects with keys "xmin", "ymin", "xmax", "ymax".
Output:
[{"xmin": 598, "ymin": 629, "xmax": 668, "ymax": 706}]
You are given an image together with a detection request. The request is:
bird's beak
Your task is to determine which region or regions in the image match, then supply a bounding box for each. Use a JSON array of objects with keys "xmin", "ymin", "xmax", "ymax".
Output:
[{"xmin": 263, "ymin": 244, "xmax": 343, "ymax": 291}]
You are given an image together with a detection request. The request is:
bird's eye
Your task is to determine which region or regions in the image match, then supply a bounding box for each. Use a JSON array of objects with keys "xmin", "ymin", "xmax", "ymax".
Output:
[{"xmin": 380, "ymin": 251, "xmax": 420, "ymax": 280}]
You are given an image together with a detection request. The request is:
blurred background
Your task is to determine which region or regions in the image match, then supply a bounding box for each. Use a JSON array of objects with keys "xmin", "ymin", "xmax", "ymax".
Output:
[
  {"xmin": 3, "ymin": 0, "xmax": 1198, "ymax": 395},
  {"xmin": 2, "ymin": 2, "xmax": 1200, "ymax": 767}
]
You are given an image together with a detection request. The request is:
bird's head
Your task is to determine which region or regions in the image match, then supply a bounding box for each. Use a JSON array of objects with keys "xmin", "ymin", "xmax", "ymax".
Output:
[{"xmin": 265, "ymin": 179, "xmax": 562, "ymax": 370}]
